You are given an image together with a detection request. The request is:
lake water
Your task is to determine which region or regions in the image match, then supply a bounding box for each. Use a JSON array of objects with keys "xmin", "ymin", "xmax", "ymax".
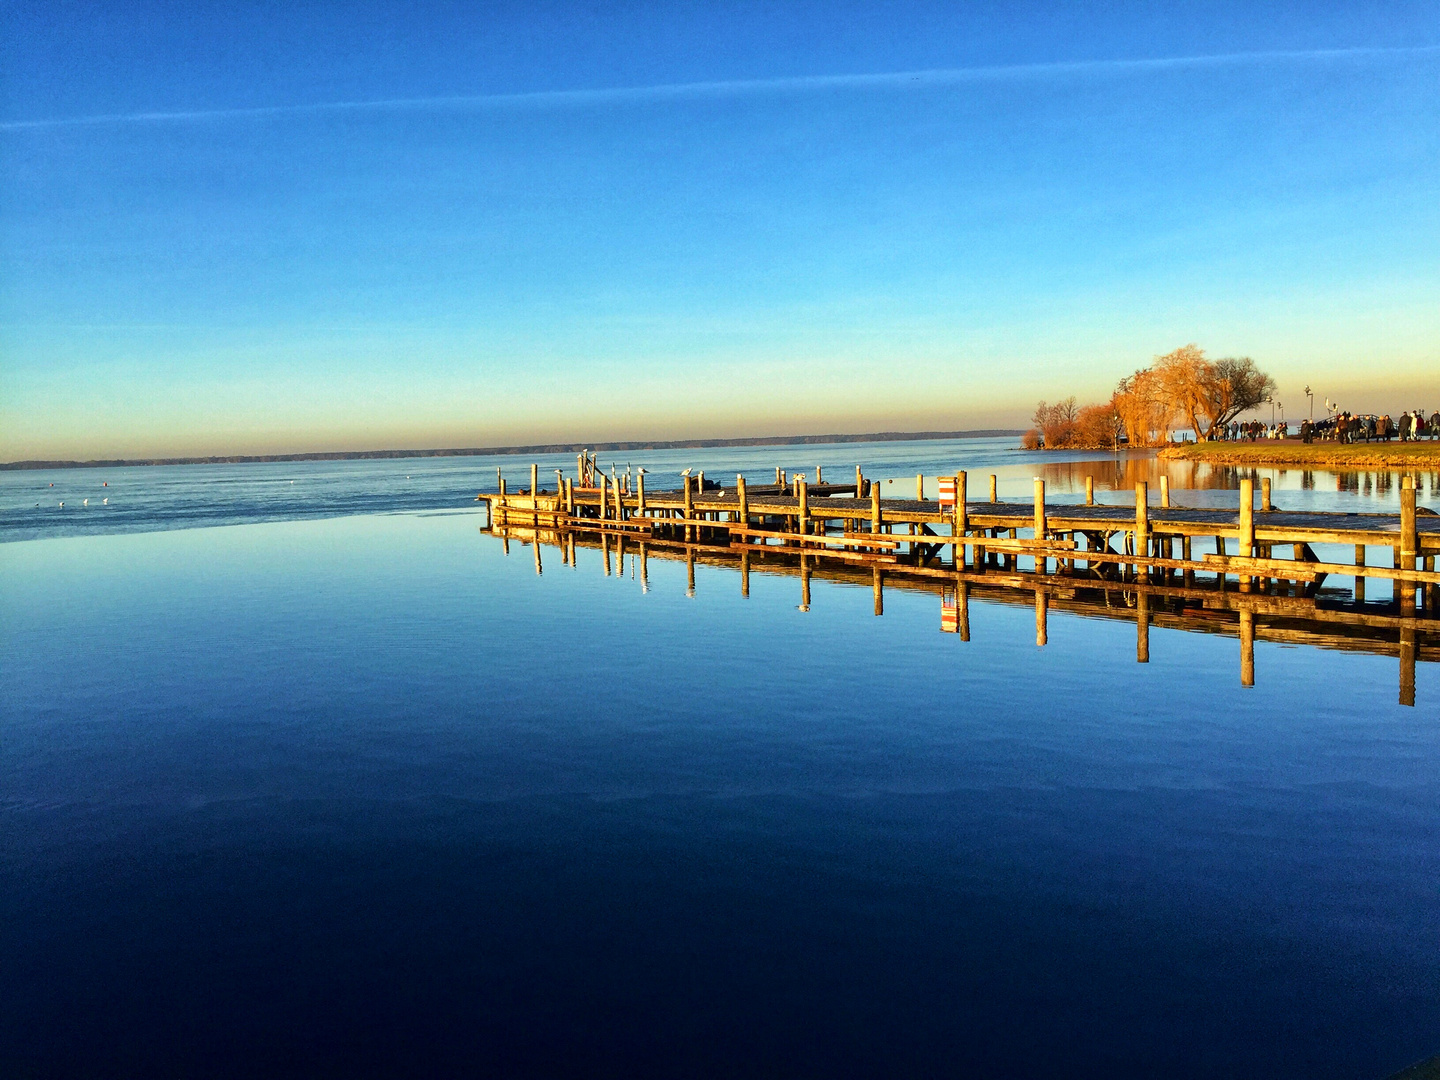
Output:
[{"xmin": 3, "ymin": 438, "xmax": 1437, "ymax": 1078}]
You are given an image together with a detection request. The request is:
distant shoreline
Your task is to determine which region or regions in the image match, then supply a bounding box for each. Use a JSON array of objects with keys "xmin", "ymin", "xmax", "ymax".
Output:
[
  {"xmin": 1, "ymin": 429, "xmax": 1024, "ymax": 471},
  {"xmin": 1157, "ymin": 440, "xmax": 1440, "ymax": 468}
]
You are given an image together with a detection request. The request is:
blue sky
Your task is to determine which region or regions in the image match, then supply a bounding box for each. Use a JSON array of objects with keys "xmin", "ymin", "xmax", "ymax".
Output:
[{"xmin": 2, "ymin": 2, "xmax": 1437, "ymax": 459}]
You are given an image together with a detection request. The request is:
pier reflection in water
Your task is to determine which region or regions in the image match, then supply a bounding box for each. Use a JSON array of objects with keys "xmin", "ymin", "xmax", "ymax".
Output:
[{"xmin": 491, "ymin": 522, "xmax": 1436, "ymax": 707}]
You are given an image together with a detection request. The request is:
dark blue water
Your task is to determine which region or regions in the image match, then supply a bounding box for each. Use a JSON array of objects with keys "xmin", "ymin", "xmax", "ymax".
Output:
[{"xmin": 3, "ymin": 447, "xmax": 1438, "ymax": 1078}]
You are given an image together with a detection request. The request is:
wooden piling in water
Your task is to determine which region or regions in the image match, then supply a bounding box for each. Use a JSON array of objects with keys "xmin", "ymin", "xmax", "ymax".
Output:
[
  {"xmin": 1160, "ymin": 475, "xmax": 1170, "ymax": 508},
  {"xmin": 871, "ymin": 482, "xmax": 882, "ymax": 535},
  {"xmin": 1085, "ymin": 476, "xmax": 1094, "ymax": 506},
  {"xmin": 855, "ymin": 465, "xmax": 864, "ymax": 498},
  {"xmin": 798, "ymin": 477, "xmax": 810, "ymax": 536},
  {"xmin": 1034, "ymin": 479, "xmax": 1047, "ymax": 574},
  {"xmin": 1239, "ymin": 478, "xmax": 1255, "ymax": 592},
  {"xmin": 1401, "ymin": 478, "xmax": 1417, "ymax": 615},
  {"xmin": 989, "ymin": 474, "xmax": 997, "ymax": 503},
  {"xmin": 873, "ymin": 567, "xmax": 883, "ymax": 616},
  {"xmin": 737, "ymin": 474, "xmax": 748, "ymax": 527},
  {"xmin": 1261, "ymin": 477, "xmax": 1272, "ymax": 512},
  {"xmin": 683, "ymin": 475, "xmax": 694, "ymax": 541},
  {"xmin": 1135, "ymin": 482, "xmax": 1149, "ymax": 581},
  {"xmin": 1035, "ymin": 590, "xmax": 1048, "ymax": 646},
  {"xmin": 531, "ymin": 463, "xmax": 538, "ymax": 499},
  {"xmin": 956, "ymin": 472, "xmax": 968, "ymax": 567},
  {"xmin": 958, "ymin": 580, "xmax": 970, "ymax": 641}
]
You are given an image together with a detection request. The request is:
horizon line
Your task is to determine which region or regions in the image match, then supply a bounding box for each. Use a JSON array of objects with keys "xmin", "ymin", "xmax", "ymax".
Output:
[
  {"xmin": 4, "ymin": 45, "xmax": 1437, "ymax": 131},
  {"xmin": 0, "ymin": 428, "xmax": 1028, "ymax": 470}
]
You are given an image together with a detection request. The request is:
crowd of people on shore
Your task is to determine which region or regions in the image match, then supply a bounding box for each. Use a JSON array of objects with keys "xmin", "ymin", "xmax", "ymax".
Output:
[{"xmin": 1215, "ymin": 410, "xmax": 1439, "ymax": 444}]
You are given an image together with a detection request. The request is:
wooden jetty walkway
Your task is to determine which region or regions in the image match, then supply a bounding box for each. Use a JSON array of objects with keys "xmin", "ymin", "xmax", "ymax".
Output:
[{"xmin": 478, "ymin": 462, "xmax": 1439, "ymax": 705}]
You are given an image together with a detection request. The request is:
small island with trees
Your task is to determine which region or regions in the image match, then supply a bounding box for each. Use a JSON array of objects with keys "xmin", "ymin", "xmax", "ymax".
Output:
[{"xmin": 1025, "ymin": 344, "xmax": 1440, "ymax": 467}]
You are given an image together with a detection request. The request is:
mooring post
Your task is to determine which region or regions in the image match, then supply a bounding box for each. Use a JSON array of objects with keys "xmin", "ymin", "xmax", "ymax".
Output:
[
  {"xmin": 1400, "ymin": 477, "xmax": 1417, "ymax": 615},
  {"xmin": 956, "ymin": 471, "xmax": 968, "ymax": 568},
  {"xmin": 798, "ymin": 477, "xmax": 809, "ymax": 536},
  {"xmin": 855, "ymin": 465, "xmax": 864, "ymax": 498},
  {"xmin": 683, "ymin": 474, "xmax": 694, "ymax": 542},
  {"xmin": 1261, "ymin": 476, "xmax": 1272, "ymax": 512},
  {"xmin": 737, "ymin": 474, "xmax": 749, "ymax": 530},
  {"xmin": 816, "ymin": 465, "xmax": 823, "ymax": 484},
  {"xmin": 1085, "ymin": 475, "xmax": 1094, "ymax": 506},
  {"xmin": 598, "ymin": 473, "xmax": 607, "ymax": 522},
  {"xmin": 1033, "ymin": 478, "xmax": 1048, "ymax": 574},
  {"xmin": 1239, "ymin": 478, "xmax": 1255, "ymax": 592},
  {"xmin": 916, "ymin": 473, "xmax": 924, "ymax": 501},
  {"xmin": 1035, "ymin": 590, "xmax": 1048, "ymax": 647},
  {"xmin": 1137, "ymin": 590, "xmax": 1150, "ymax": 663},
  {"xmin": 1239, "ymin": 609, "xmax": 1255, "ymax": 687},
  {"xmin": 871, "ymin": 482, "xmax": 882, "ymax": 535},
  {"xmin": 613, "ymin": 477, "xmax": 623, "ymax": 521},
  {"xmin": 1183, "ymin": 534, "xmax": 1194, "ymax": 587},
  {"xmin": 1160, "ymin": 475, "xmax": 1170, "ymax": 508},
  {"xmin": 1135, "ymin": 481, "xmax": 1149, "ymax": 582},
  {"xmin": 636, "ymin": 471, "xmax": 645, "ymax": 515},
  {"xmin": 1354, "ymin": 543, "xmax": 1366, "ymax": 602},
  {"xmin": 531, "ymin": 463, "xmax": 538, "ymax": 498},
  {"xmin": 989, "ymin": 474, "xmax": 998, "ymax": 503}
]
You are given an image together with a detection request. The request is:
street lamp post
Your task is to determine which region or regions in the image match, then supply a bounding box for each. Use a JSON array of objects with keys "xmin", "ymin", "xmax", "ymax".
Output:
[{"xmin": 1304, "ymin": 385, "xmax": 1313, "ymax": 422}]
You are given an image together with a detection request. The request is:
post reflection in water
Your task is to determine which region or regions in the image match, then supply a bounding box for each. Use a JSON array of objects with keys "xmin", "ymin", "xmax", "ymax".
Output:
[{"xmin": 491, "ymin": 523, "xmax": 1434, "ymax": 706}]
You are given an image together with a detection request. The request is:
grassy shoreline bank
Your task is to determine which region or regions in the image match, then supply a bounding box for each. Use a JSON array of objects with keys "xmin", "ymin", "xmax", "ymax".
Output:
[{"xmin": 1157, "ymin": 441, "xmax": 1440, "ymax": 468}]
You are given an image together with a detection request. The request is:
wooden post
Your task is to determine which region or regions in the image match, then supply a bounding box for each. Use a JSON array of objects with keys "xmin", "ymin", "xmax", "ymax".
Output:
[
  {"xmin": 697, "ymin": 470, "xmax": 705, "ymax": 497},
  {"xmin": 740, "ymin": 549, "xmax": 750, "ymax": 597},
  {"xmin": 916, "ymin": 473, "xmax": 924, "ymax": 501},
  {"xmin": 737, "ymin": 474, "xmax": 749, "ymax": 528},
  {"xmin": 598, "ymin": 473, "xmax": 607, "ymax": 522},
  {"xmin": 1182, "ymin": 535, "xmax": 1193, "ymax": 588},
  {"xmin": 1085, "ymin": 476, "xmax": 1094, "ymax": 506},
  {"xmin": 872, "ymin": 567, "xmax": 883, "ymax": 616},
  {"xmin": 798, "ymin": 477, "xmax": 809, "ymax": 536},
  {"xmin": 1239, "ymin": 478, "xmax": 1254, "ymax": 591},
  {"xmin": 531, "ymin": 463, "xmax": 538, "ymax": 498},
  {"xmin": 601, "ymin": 530, "xmax": 611, "ymax": 575},
  {"xmin": 871, "ymin": 482, "xmax": 882, "ymax": 534},
  {"xmin": 816, "ymin": 465, "xmax": 823, "ymax": 484},
  {"xmin": 637, "ymin": 471, "xmax": 646, "ymax": 514},
  {"xmin": 956, "ymin": 471, "xmax": 968, "ymax": 567},
  {"xmin": 1160, "ymin": 475, "xmax": 1170, "ymax": 508},
  {"xmin": 1400, "ymin": 478, "xmax": 1417, "ymax": 615},
  {"xmin": 1261, "ymin": 476, "xmax": 1272, "ymax": 512},
  {"xmin": 1035, "ymin": 590, "xmax": 1048, "ymax": 647},
  {"xmin": 800, "ymin": 553, "xmax": 811, "ymax": 612},
  {"xmin": 1355, "ymin": 544, "xmax": 1366, "ymax": 602},
  {"xmin": 989, "ymin": 474, "xmax": 997, "ymax": 503},
  {"xmin": 1034, "ymin": 478, "xmax": 1047, "ymax": 574},
  {"xmin": 1239, "ymin": 610, "xmax": 1255, "ymax": 687},
  {"xmin": 613, "ymin": 477, "xmax": 623, "ymax": 521},
  {"xmin": 775, "ymin": 467, "xmax": 781, "ymax": 485},
  {"xmin": 533, "ymin": 538, "xmax": 542, "ymax": 576},
  {"xmin": 1137, "ymin": 590, "xmax": 1149, "ymax": 663},
  {"xmin": 683, "ymin": 474, "xmax": 694, "ymax": 541},
  {"xmin": 1135, "ymin": 481, "xmax": 1149, "ymax": 581},
  {"xmin": 958, "ymin": 580, "xmax": 970, "ymax": 641},
  {"xmin": 855, "ymin": 465, "xmax": 864, "ymax": 498},
  {"xmin": 686, "ymin": 548, "xmax": 695, "ymax": 597},
  {"xmin": 639, "ymin": 543, "xmax": 648, "ymax": 591}
]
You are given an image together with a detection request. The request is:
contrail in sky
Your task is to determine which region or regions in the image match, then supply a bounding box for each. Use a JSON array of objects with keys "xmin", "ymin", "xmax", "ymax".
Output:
[{"xmin": 2, "ymin": 45, "xmax": 1436, "ymax": 131}]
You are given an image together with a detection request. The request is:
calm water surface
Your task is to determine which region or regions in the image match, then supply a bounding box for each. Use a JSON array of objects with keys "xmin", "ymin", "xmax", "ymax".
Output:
[{"xmin": 3, "ymin": 441, "xmax": 1437, "ymax": 1078}]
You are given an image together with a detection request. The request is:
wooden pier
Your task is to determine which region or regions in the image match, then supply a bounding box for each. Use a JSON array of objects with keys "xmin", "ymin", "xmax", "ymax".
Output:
[{"xmin": 479, "ymin": 464, "xmax": 1439, "ymax": 704}]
